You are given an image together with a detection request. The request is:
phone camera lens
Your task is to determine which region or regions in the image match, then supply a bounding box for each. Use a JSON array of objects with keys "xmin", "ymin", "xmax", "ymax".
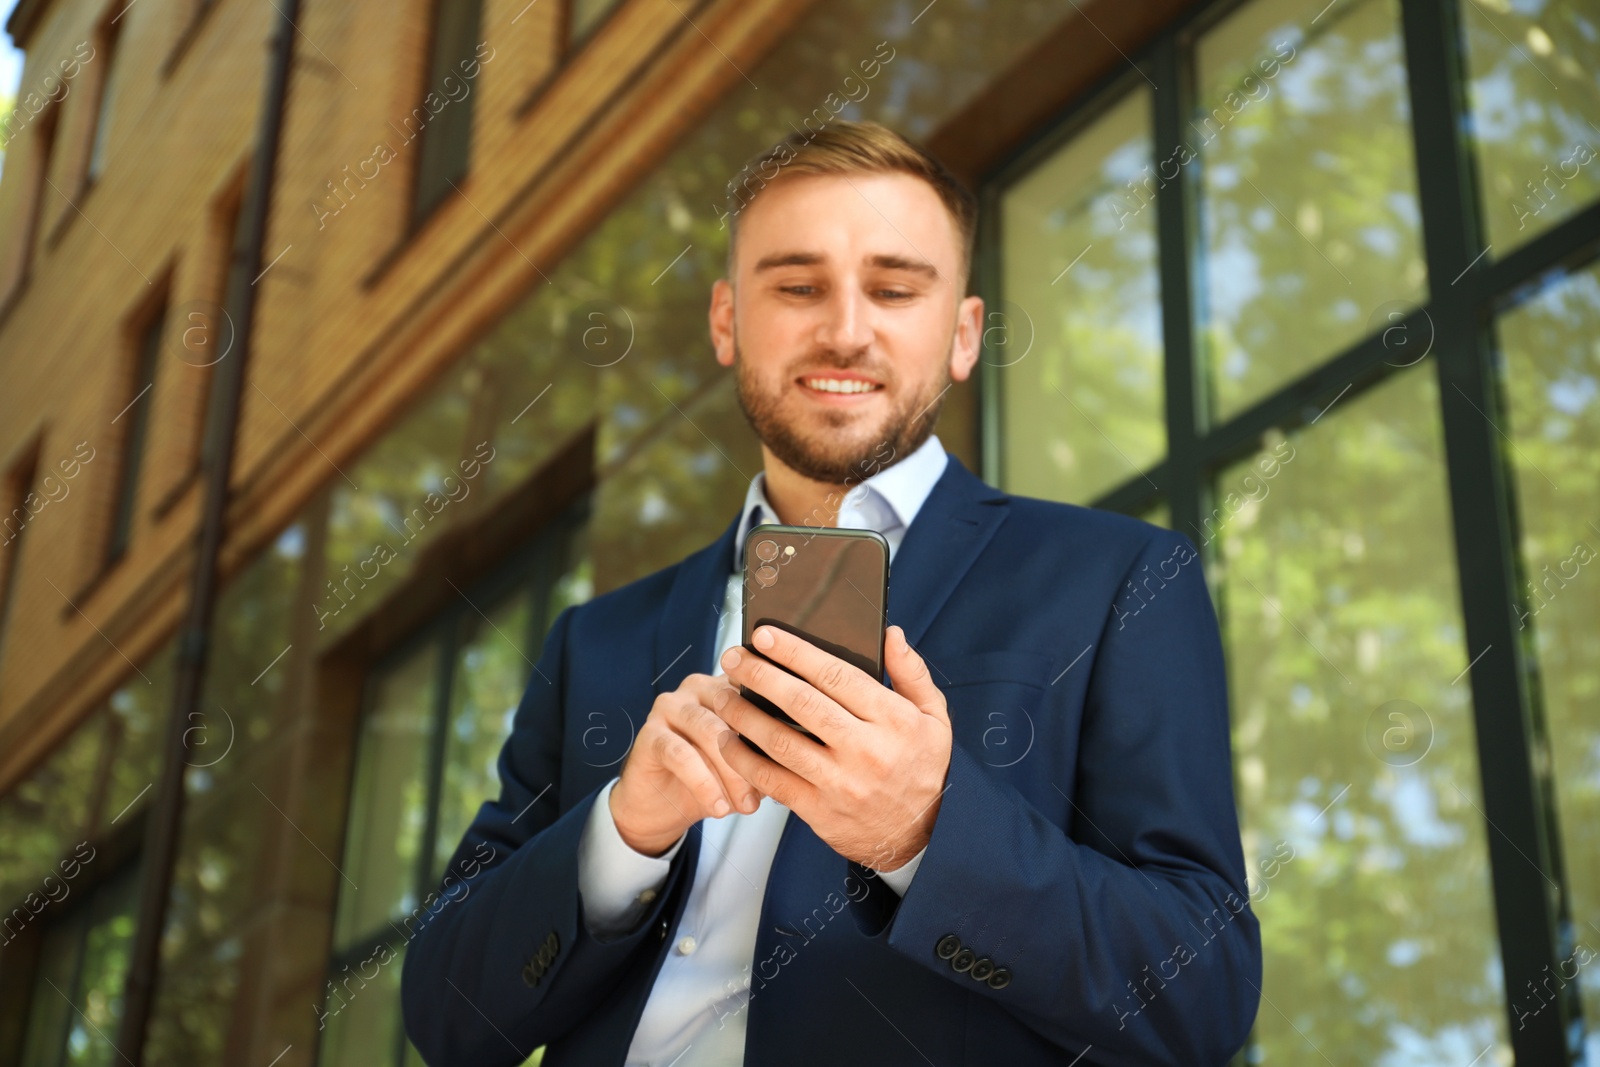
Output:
[
  {"xmin": 755, "ymin": 564, "xmax": 780, "ymax": 587},
  {"xmin": 755, "ymin": 539, "xmax": 779, "ymax": 562}
]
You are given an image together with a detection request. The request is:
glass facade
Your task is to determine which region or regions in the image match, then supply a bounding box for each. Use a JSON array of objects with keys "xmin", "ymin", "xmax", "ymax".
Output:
[
  {"xmin": 320, "ymin": 505, "xmax": 588, "ymax": 1067},
  {"xmin": 1496, "ymin": 261, "xmax": 1600, "ymax": 1065},
  {"xmin": 1194, "ymin": 0, "xmax": 1427, "ymax": 422},
  {"xmin": 982, "ymin": 0, "xmax": 1599, "ymax": 1061},
  {"xmin": 995, "ymin": 87, "xmax": 1165, "ymax": 506},
  {"xmin": 1218, "ymin": 368, "xmax": 1506, "ymax": 1062},
  {"xmin": 1462, "ymin": 0, "xmax": 1600, "ymax": 256},
  {"xmin": 0, "ymin": 0, "xmax": 1596, "ymax": 1063}
]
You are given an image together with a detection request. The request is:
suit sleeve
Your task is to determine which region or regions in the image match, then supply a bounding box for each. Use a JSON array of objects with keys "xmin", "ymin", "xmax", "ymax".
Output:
[
  {"xmin": 400, "ymin": 605, "xmax": 694, "ymax": 1065},
  {"xmin": 880, "ymin": 531, "xmax": 1262, "ymax": 1067}
]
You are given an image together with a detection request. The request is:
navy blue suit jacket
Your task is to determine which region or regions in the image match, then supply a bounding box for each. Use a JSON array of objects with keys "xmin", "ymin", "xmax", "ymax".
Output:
[{"xmin": 401, "ymin": 454, "xmax": 1261, "ymax": 1065}]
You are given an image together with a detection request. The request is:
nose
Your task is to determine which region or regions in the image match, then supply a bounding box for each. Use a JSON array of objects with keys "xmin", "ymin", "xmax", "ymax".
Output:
[{"xmin": 814, "ymin": 283, "xmax": 875, "ymax": 355}]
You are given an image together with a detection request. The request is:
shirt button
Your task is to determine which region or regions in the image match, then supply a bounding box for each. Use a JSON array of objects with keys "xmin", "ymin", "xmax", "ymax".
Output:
[
  {"xmin": 639, "ymin": 888, "xmax": 657, "ymax": 904},
  {"xmin": 676, "ymin": 935, "xmax": 698, "ymax": 956}
]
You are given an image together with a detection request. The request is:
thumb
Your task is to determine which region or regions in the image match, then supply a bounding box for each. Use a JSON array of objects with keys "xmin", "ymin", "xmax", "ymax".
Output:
[{"xmin": 885, "ymin": 625, "xmax": 946, "ymax": 721}]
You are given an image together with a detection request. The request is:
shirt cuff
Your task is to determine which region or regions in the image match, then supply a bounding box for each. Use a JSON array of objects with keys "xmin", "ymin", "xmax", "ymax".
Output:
[
  {"xmin": 871, "ymin": 844, "xmax": 926, "ymax": 897},
  {"xmin": 577, "ymin": 778, "xmax": 686, "ymax": 937}
]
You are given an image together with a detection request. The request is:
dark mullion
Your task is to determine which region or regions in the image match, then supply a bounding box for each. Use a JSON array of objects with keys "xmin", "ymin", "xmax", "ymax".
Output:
[
  {"xmin": 1469, "ymin": 196, "xmax": 1600, "ymax": 311},
  {"xmin": 976, "ymin": 180, "xmax": 1006, "ymax": 488},
  {"xmin": 416, "ymin": 625, "xmax": 455, "ymax": 899},
  {"xmin": 1189, "ymin": 315, "xmax": 1423, "ymax": 471},
  {"xmin": 1149, "ymin": 35, "xmax": 1254, "ymax": 1067},
  {"xmin": 1149, "ymin": 37, "xmax": 1204, "ymax": 544},
  {"xmin": 1089, "ymin": 459, "xmax": 1169, "ymax": 519},
  {"xmin": 1398, "ymin": 1, "xmax": 1576, "ymax": 1064},
  {"xmin": 396, "ymin": 627, "xmax": 456, "ymax": 1067}
]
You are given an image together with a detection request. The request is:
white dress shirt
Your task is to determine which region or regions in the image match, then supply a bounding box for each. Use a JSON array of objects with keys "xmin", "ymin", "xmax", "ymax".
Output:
[{"xmin": 575, "ymin": 433, "xmax": 951, "ymax": 1067}]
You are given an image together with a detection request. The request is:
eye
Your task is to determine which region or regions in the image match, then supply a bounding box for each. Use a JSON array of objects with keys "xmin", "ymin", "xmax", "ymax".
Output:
[
  {"xmin": 779, "ymin": 285, "xmax": 817, "ymax": 297},
  {"xmin": 877, "ymin": 290, "xmax": 914, "ymax": 301}
]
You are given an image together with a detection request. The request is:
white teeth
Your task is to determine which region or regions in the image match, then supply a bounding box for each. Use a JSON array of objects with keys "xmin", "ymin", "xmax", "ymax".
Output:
[{"xmin": 803, "ymin": 378, "xmax": 878, "ymax": 394}]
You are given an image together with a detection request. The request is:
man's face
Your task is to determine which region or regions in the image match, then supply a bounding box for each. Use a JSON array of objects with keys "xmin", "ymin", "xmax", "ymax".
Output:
[{"xmin": 709, "ymin": 171, "xmax": 983, "ymax": 484}]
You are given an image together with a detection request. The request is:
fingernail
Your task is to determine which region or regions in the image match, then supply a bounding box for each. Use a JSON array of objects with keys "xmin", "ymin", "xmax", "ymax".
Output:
[
  {"xmin": 714, "ymin": 798, "xmax": 730, "ymax": 817},
  {"xmin": 753, "ymin": 627, "xmax": 775, "ymax": 650},
  {"xmin": 722, "ymin": 647, "xmax": 742, "ymax": 670},
  {"xmin": 745, "ymin": 792, "xmax": 760, "ymax": 810}
]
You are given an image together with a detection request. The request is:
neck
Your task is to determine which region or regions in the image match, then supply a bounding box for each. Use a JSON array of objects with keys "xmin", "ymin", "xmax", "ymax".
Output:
[{"xmin": 759, "ymin": 446, "xmax": 852, "ymax": 528}]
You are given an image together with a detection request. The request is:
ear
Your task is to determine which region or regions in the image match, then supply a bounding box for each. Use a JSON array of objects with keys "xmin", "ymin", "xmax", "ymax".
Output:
[
  {"xmin": 948, "ymin": 293, "xmax": 984, "ymax": 382},
  {"xmin": 710, "ymin": 278, "xmax": 736, "ymax": 368}
]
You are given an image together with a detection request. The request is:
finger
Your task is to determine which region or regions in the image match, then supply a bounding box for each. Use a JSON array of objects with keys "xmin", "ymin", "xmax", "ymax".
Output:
[
  {"xmin": 709, "ymin": 683, "xmax": 831, "ymax": 786},
  {"xmin": 717, "ymin": 727, "xmax": 816, "ymax": 812},
  {"xmin": 746, "ymin": 627, "xmax": 887, "ymax": 725},
  {"xmin": 884, "ymin": 625, "xmax": 948, "ymax": 722},
  {"xmin": 720, "ymin": 643, "xmax": 859, "ymax": 743},
  {"xmin": 671, "ymin": 694, "xmax": 762, "ymax": 813},
  {"xmin": 652, "ymin": 724, "xmax": 734, "ymax": 818}
]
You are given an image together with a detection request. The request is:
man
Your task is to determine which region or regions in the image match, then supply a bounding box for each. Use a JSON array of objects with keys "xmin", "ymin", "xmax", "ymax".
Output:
[{"xmin": 402, "ymin": 120, "xmax": 1260, "ymax": 1066}]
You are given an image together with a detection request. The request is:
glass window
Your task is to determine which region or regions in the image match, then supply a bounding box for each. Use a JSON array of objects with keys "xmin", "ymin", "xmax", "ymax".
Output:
[
  {"xmin": 86, "ymin": 15, "xmax": 124, "ymax": 183},
  {"xmin": 145, "ymin": 525, "xmax": 304, "ymax": 1063},
  {"xmin": 412, "ymin": 0, "xmax": 486, "ymax": 225},
  {"xmin": 108, "ymin": 302, "xmax": 165, "ymax": 563},
  {"xmin": 1195, "ymin": 0, "xmax": 1427, "ymax": 421},
  {"xmin": 0, "ymin": 449, "xmax": 40, "ymax": 673},
  {"xmin": 433, "ymin": 594, "xmax": 532, "ymax": 880},
  {"xmin": 321, "ymin": 505, "xmax": 588, "ymax": 1067},
  {"xmin": 1463, "ymin": 0, "xmax": 1600, "ymax": 257},
  {"xmin": 1218, "ymin": 366, "xmax": 1508, "ymax": 1063},
  {"xmin": 0, "ymin": 719, "xmax": 103, "ymax": 908},
  {"xmin": 1495, "ymin": 259, "xmax": 1600, "ymax": 1065},
  {"xmin": 995, "ymin": 87, "xmax": 1165, "ymax": 506},
  {"xmin": 101, "ymin": 642, "xmax": 174, "ymax": 830},
  {"xmin": 17, "ymin": 866, "xmax": 140, "ymax": 1067},
  {"xmin": 334, "ymin": 641, "xmax": 440, "ymax": 948},
  {"xmin": 1138, "ymin": 498, "xmax": 1170, "ymax": 530},
  {"xmin": 569, "ymin": 0, "xmax": 623, "ymax": 46}
]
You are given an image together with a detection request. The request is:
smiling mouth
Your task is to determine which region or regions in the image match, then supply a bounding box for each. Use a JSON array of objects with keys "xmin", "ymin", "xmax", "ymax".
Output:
[{"xmin": 799, "ymin": 376, "xmax": 883, "ymax": 395}]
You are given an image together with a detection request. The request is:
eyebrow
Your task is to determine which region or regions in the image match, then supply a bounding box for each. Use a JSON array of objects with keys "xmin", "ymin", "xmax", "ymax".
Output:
[{"xmin": 751, "ymin": 251, "xmax": 941, "ymax": 280}]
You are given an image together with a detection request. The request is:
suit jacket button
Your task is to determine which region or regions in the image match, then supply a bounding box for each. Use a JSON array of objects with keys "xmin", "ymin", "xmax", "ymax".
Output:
[
  {"xmin": 951, "ymin": 948, "xmax": 976, "ymax": 974},
  {"xmin": 521, "ymin": 962, "xmax": 540, "ymax": 987},
  {"xmin": 935, "ymin": 934, "xmax": 962, "ymax": 960},
  {"xmin": 546, "ymin": 931, "xmax": 560, "ymax": 955},
  {"xmin": 970, "ymin": 957, "xmax": 994, "ymax": 982},
  {"xmin": 987, "ymin": 967, "xmax": 1012, "ymax": 990}
]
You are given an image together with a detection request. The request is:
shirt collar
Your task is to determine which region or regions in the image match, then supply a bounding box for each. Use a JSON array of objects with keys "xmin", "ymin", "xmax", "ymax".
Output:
[{"xmin": 731, "ymin": 433, "xmax": 949, "ymax": 570}]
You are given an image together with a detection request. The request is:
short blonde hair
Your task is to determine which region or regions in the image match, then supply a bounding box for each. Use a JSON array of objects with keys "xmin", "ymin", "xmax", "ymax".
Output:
[{"xmin": 722, "ymin": 119, "xmax": 979, "ymax": 293}]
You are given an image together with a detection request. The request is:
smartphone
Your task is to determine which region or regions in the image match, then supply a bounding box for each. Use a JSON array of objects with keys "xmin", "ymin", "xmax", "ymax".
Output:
[{"xmin": 739, "ymin": 524, "xmax": 889, "ymax": 747}]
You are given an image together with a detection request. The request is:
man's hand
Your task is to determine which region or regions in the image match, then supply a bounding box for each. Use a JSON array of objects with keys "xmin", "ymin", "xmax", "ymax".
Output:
[
  {"xmin": 611, "ymin": 673, "xmax": 762, "ymax": 856},
  {"xmin": 712, "ymin": 624, "xmax": 952, "ymax": 871}
]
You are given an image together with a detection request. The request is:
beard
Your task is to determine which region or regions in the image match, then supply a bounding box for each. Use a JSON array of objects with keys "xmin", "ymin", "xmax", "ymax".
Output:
[{"xmin": 731, "ymin": 333, "xmax": 951, "ymax": 485}]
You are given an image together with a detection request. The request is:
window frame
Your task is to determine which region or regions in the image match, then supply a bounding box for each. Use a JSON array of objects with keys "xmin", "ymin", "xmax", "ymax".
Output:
[
  {"xmin": 105, "ymin": 289, "xmax": 169, "ymax": 567},
  {"xmin": 406, "ymin": 0, "xmax": 488, "ymax": 233},
  {"xmin": 974, "ymin": 0, "xmax": 1600, "ymax": 1061},
  {"xmin": 316, "ymin": 497, "xmax": 589, "ymax": 1067}
]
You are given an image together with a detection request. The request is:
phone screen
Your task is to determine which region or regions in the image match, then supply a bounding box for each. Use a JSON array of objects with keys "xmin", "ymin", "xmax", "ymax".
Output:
[{"xmin": 741, "ymin": 525, "xmax": 889, "ymax": 741}]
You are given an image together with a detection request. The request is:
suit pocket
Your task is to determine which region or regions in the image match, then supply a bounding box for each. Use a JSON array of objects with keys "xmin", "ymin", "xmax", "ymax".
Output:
[
  {"xmin": 926, "ymin": 651, "xmax": 1056, "ymax": 771},
  {"xmin": 928, "ymin": 649, "xmax": 1055, "ymax": 690}
]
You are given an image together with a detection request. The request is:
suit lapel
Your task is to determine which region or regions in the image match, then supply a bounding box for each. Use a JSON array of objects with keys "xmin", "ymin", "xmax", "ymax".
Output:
[
  {"xmin": 885, "ymin": 455, "xmax": 1010, "ymax": 649},
  {"xmin": 653, "ymin": 512, "xmax": 741, "ymax": 694}
]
